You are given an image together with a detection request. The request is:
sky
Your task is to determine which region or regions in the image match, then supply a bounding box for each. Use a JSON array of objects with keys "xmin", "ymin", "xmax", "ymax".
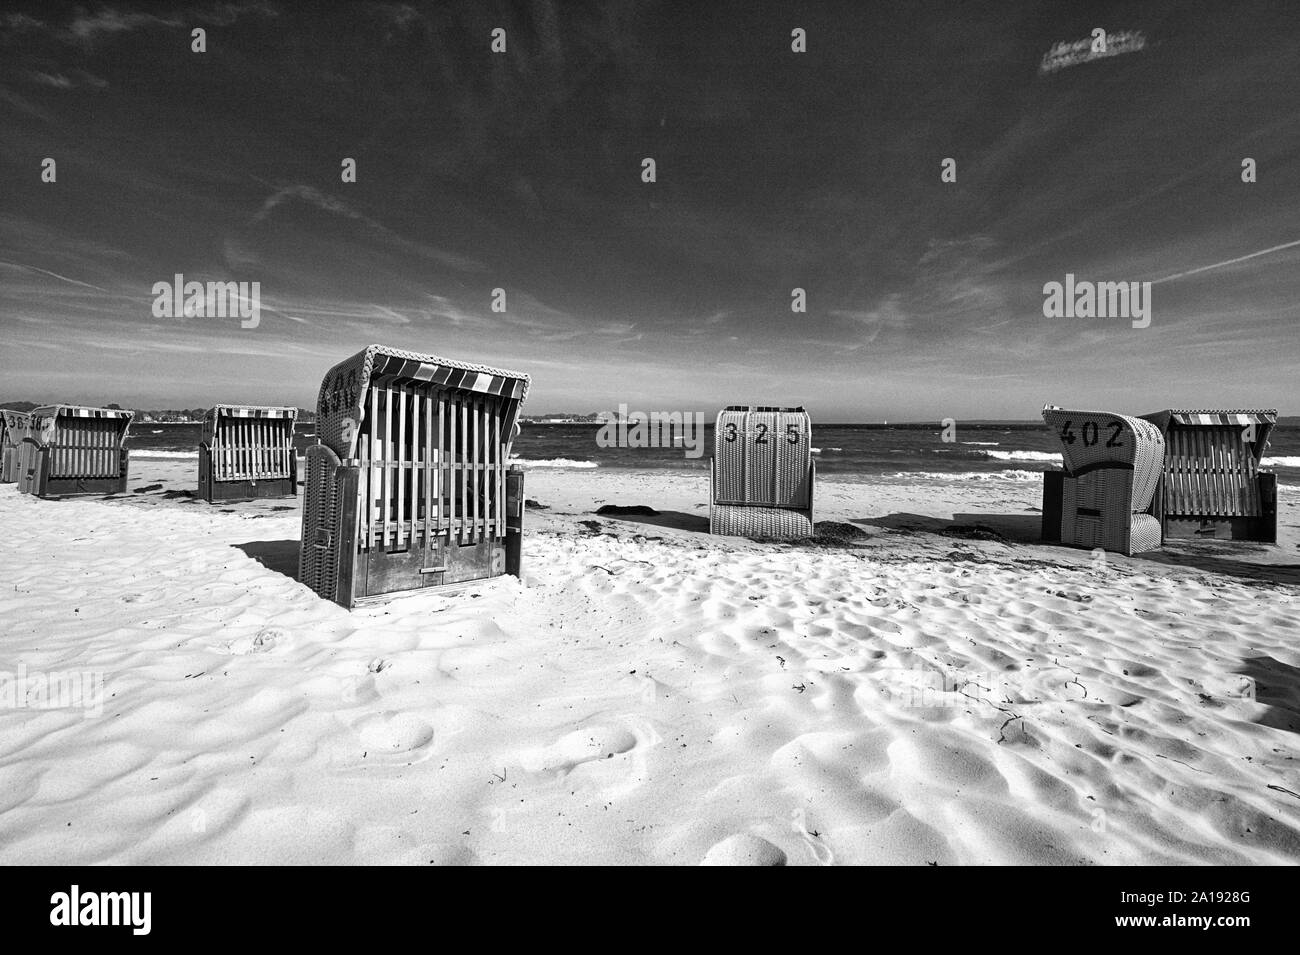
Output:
[{"xmin": 1, "ymin": 0, "xmax": 1298, "ymax": 421}]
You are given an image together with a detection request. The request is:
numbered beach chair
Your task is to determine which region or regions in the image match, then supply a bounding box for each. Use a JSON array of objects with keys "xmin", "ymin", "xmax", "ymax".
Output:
[
  {"xmin": 710, "ymin": 406, "xmax": 815, "ymax": 539},
  {"xmin": 1, "ymin": 410, "xmax": 31, "ymax": 483},
  {"xmin": 199, "ymin": 405, "xmax": 298, "ymax": 502},
  {"xmin": 1139, "ymin": 409, "xmax": 1278, "ymax": 543},
  {"xmin": 17, "ymin": 405, "xmax": 133, "ymax": 498},
  {"xmin": 1040, "ymin": 407, "xmax": 1164, "ymax": 555},
  {"xmin": 299, "ymin": 344, "xmax": 530, "ymax": 608}
]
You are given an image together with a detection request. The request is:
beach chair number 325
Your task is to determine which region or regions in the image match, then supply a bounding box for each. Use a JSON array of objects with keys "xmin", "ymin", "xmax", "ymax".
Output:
[
  {"xmin": 1057, "ymin": 419, "xmax": 1123, "ymax": 447},
  {"xmin": 723, "ymin": 423, "xmax": 800, "ymax": 444}
]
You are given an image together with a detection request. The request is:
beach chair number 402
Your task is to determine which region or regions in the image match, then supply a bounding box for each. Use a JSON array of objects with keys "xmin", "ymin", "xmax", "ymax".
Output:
[
  {"xmin": 1040, "ymin": 407, "xmax": 1164, "ymax": 556},
  {"xmin": 1057, "ymin": 419, "xmax": 1124, "ymax": 448}
]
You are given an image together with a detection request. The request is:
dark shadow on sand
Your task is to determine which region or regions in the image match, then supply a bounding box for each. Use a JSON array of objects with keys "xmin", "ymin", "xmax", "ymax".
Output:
[
  {"xmin": 855, "ymin": 512, "xmax": 1300, "ymax": 586},
  {"xmin": 1238, "ymin": 656, "xmax": 1300, "ymax": 734},
  {"xmin": 854, "ymin": 511, "xmax": 1042, "ymax": 544},
  {"xmin": 593, "ymin": 510, "xmax": 710, "ymax": 533},
  {"xmin": 234, "ymin": 539, "xmax": 300, "ymax": 579},
  {"xmin": 1140, "ymin": 544, "xmax": 1300, "ymax": 588}
]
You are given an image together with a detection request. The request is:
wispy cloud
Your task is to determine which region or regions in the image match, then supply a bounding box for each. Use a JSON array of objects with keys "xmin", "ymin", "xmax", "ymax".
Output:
[
  {"xmin": 68, "ymin": 10, "xmax": 181, "ymax": 42},
  {"xmin": 2, "ymin": 4, "xmax": 277, "ymax": 44},
  {"xmin": 248, "ymin": 184, "xmax": 488, "ymax": 273}
]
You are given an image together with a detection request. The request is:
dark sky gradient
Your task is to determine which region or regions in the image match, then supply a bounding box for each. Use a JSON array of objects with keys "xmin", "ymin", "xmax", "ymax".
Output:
[{"xmin": 2, "ymin": 1, "xmax": 1298, "ymax": 420}]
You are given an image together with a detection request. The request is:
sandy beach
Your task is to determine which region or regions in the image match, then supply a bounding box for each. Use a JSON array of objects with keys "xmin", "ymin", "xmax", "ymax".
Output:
[{"xmin": 1, "ymin": 455, "xmax": 1298, "ymax": 865}]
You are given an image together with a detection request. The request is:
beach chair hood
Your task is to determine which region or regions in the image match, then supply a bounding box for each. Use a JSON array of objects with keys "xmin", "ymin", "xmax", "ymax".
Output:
[
  {"xmin": 0, "ymin": 410, "xmax": 32, "ymax": 483},
  {"xmin": 1043, "ymin": 407, "xmax": 1162, "ymax": 472},
  {"xmin": 315, "ymin": 345, "xmax": 530, "ymax": 460},
  {"xmin": 1, "ymin": 409, "xmax": 31, "ymax": 445},
  {"xmin": 29, "ymin": 405, "xmax": 133, "ymax": 446},
  {"xmin": 1140, "ymin": 409, "xmax": 1276, "ymax": 465},
  {"xmin": 201, "ymin": 404, "xmax": 297, "ymax": 444}
]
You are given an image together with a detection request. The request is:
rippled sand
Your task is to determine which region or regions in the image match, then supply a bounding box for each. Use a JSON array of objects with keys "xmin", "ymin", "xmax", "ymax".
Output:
[{"xmin": 1, "ymin": 458, "xmax": 1297, "ymax": 864}]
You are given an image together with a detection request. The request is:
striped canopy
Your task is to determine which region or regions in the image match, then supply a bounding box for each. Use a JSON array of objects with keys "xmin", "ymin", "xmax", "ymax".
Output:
[
  {"xmin": 1141, "ymin": 408, "xmax": 1276, "ymax": 465},
  {"xmin": 32, "ymin": 405, "xmax": 132, "ymax": 420},
  {"xmin": 206, "ymin": 404, "xmax": 298, "ymax": 420},
  {"xmin": 28, "ymin": 405, "xmax": 133, "ymax": 446},
  {"xmin": 202, "ymin": 405, "xmax": 297, "ymax": 442},
  {"xmin": 315, "ymin": 344, "xmax": 530, "ymax": 458},
  {"xmin": 1157, "ymin": 409, "xmax": 1276, "ymax": 427}
]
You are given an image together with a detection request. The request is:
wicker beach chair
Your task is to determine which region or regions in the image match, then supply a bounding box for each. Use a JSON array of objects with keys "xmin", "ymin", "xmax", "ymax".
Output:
[
  {"xmin": 199, "ymin": 405, "xmax": 298, "ymax": 502},
  {"xmin": 1139, "ymin": 409, "xmax": 1278, "ymax": 542},
  {"xmin": 16, "ymin": 405, "xmax": 133, "ymax": 498},
  {"xmin": 1040, "ymin": 406, "xmax": 1164, "ymax": 555},
  {"xmin": 299, "ymin": 344, "xmax": 530, "ymax": 608},
  {"xmin": 1, "ymin": 410, "xmax": 31, "ymax": 483},
  {"xmin": 710, "ymin": 406, "xmax": 815, "ymax": 539}
]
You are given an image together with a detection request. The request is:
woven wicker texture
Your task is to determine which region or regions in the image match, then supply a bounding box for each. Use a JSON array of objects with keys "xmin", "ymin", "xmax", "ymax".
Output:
[
  {"xmin": 714, "ymin": 407, "xmax": 811, "ymax": 507},
  {"xmin": 1042, "ymin": 407, "xmax": 1165, "ymax": 555},
  {"xmin": 1059, "ymin": 468, "xmax": 1129, "ymax": 552},
  {"xmin": 1042, "ymin": 408, "xmax": 1163, "ymax": 509},
  {"xmin": 299, "ymin": 445, "xmax": 343, "ymax": 603},
  {"xmin": 710, "ymin": 503, "xmax": 814, "ymax": 539},
  {"xmin": 1129, "ymin": 515, "xmax": 1163, "ymax": 553},
  {"xmin": 315, "ymin": 345, "xmax": 530, "ymax": 459}
]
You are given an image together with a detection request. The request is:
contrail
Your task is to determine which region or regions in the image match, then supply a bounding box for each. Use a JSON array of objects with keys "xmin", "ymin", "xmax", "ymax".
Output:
[
  {"xmin": 1150, "ymin": 238, "xmax": 1300, "ymax": 285},
  {"xmin": 0, "ymin": 261, "xmax": 109, "ymax": 292}
]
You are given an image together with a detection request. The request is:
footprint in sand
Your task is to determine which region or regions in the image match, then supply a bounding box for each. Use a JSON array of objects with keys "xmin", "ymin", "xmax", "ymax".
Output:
[
  {"xmin": 518, "ymin": 722, "xmax": 641, "ymax": 775},
  {"xmin": 213, "ymin": 626, "xmax": 290, "ymax": 655},
  {"xmin": 700, "ymin": 833, "xmax": 787, "ymax": 866},
  {"xmin": 355, "ymin": 712, "xmax": 436, "ymax": 756},
  {"xmin": 324, "ymin": 711, "xmax": 438, "ymax": 772}
]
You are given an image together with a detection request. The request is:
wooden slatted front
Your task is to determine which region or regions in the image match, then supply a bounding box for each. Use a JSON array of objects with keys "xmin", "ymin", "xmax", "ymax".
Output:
[
  {"xmin": 50, "ymin": 415, "xmax": 122, "ymax": 479},
  {"xmin": 1164, "ymin": 426, "xmax": 1260, "ymax": 518},
  {"xmin": 212, "ymin": 414, "xmax": 295, "ymax": 481},
  {"xmin": 355, "ymin": 381, "xmax": 508, "ymax": 553}
]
